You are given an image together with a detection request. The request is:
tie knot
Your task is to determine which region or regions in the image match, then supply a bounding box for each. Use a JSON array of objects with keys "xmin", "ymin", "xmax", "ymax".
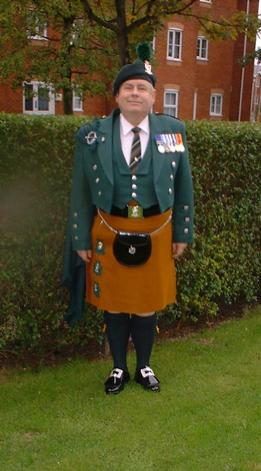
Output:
[{"xmin": 132, "ymin": 127, "xmax": 141, "ymax": 134}]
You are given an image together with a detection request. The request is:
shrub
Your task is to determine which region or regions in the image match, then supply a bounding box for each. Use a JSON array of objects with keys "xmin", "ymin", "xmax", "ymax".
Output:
[{"xmin": 0, "ymin": 113, "xmax": 260, "ymax": 357}]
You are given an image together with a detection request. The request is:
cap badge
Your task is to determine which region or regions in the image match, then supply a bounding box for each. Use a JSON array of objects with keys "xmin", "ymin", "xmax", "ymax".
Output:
[{"xmin": 144, "ymin": 60, "xmax": 153, "ymax": 75}]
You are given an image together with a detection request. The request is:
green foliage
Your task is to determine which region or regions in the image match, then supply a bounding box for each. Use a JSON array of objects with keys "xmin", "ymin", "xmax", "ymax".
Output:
[{"xmin": 0, "ymin": 114, "xmax": 260, "ymax": 357}]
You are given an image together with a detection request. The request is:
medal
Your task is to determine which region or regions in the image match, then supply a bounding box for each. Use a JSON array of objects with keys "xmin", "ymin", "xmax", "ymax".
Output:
[
  {"xmin": 158, "ymin": 144, "xmax": 165, "ymax": 153},
  {"xmin": 175, "ymin": 133, "xmax": 185, "ymax": 152},
  {"xmin": 155, "ymin": 135, "xmax": 166, "ymax": 154}
]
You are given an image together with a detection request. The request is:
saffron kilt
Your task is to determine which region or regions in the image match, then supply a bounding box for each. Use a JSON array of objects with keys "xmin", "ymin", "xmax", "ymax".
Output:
[{"xmin": 86, "ymin": 209, "xmax": 176, "ymax": 314}]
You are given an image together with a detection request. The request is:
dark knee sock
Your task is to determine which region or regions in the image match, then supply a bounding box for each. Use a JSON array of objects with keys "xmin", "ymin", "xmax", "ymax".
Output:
[
  {"xmin": 130, "ymin": 314, "xmax": 157, "ymax": 370},
  {"xmin": 104, "ymin": 312, "xmax": 131, "ymax": 371}
]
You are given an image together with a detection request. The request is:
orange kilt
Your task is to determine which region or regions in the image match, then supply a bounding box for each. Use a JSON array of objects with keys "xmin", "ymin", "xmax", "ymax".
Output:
[{"xmin": 86, "ymin": 209, "xmax": 176, "ymax": 313}]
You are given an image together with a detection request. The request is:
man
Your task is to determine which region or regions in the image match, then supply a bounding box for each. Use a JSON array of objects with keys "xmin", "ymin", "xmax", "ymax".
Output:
[{"xmin": 66, "ymin": 43, "xmax": 194, "ymax": 394}]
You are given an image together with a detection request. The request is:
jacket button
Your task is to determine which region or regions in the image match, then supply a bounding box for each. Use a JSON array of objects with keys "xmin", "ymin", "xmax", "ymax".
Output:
[
  {"xmin": 98, "ymin": 191, "xmax": 102, "ymax": 196},
  {"xmin": 171, "ymin": 161, "xmax": 176, "ymax": 168},
  {"xmin": 168, "ymin": 188, "xmax": 172, "ymax": 194},
  {"xmin": 95, "ymin": 177, "xmax": 100, "ymax": 184},
  {"xmin": 170, "ymin": 174, "xmax": 174, "ymax": 180},
  {"xmin": 185, "ymin": 217, "xmax": 190, "ymax": 222},
  {"xmin": 184, "ymin": 205, "xmax": 189, "ymax": 210},
  {"xmin": 132, "ymin": 175, "xmax": 137, "ymax": 181},
  {"xmin": 92, "ymin": 164, "xmax": 97, "ymax": 171},
  {"xmin": 73, "ymin": 224, "xmax": 78, "ymax": 229},
  {"xmin": 184, "ymin": 228, "xmax": 189, "ymax": 234},
  {"xmin": 132, "ymin": 192, "xmax": 137, "ymax": 198},
  {"xmin": 132, "ymin": 184, "xmax": 137, "ymax": 190},
  {"xmin": 73, "ymin": 212, "xmax": 78, "ymax": 217},
  {"xmin": 74, "ymin": 235, "xmax": 79, "ymax": 240}
]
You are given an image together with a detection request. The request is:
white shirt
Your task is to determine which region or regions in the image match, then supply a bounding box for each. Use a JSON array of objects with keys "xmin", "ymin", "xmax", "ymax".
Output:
[{"xmin": 119, "ymin": 114, "xmax": 150, "ymax": 165}]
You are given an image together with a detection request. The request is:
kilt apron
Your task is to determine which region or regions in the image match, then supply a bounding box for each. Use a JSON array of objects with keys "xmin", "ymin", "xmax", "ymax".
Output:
[{"xmin": 86, "ymin": 209, "xmax": 176, "ymax": 313}]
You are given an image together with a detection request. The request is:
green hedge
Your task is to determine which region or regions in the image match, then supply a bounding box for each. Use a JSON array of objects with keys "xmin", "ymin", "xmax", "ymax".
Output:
[{"xmin": 0, "ymin": 113, "xmax": 260, "ymax": 357}]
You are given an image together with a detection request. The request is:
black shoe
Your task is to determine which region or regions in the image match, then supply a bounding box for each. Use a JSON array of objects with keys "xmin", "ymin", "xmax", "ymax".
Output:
[
  {"xmin": 135, "ymin": 366, "xmax": 160, "ymax": 392},
  {"xmin": 104, "ymin": 368, "xmax": 130, "ymax": 395}
]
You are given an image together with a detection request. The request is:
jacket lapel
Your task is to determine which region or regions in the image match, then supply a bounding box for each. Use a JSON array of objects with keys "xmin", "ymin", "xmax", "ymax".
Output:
[
  {"xmin": 96, "ymin": 109, "xmax": 120, "ymax": 185},
  {"xmin": 150, "ymin": 114, "xmax": 165, "ymax": 183}
]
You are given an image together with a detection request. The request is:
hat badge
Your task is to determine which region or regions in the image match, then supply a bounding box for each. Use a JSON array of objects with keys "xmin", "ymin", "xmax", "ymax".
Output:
[{"xmin": 144, "ymin": 60, "xmax": 153, "ymax": 75}]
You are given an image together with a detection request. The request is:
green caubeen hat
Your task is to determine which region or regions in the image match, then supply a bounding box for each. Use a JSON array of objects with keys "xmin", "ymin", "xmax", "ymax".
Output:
[{"xmin": 112, "ymin": 42, "xmax": 156, "ymax": 96}]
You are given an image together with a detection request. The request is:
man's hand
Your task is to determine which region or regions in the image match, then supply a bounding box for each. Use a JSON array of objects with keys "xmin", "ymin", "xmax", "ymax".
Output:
[
  {"xmin": 172, "ymin": 243, "xmax": 187, "ymax": 260},
  {"xmin": 77, "ymin": 250, "xmax": 92, "ymax": 263}
]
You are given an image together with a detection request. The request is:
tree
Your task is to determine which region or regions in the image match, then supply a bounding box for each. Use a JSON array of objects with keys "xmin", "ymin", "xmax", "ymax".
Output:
[
  {"xmin": 79, "ymin": 0, "xmax": 260, "ymax": 65},
  {"xmin": 0, "ymin": 0, "xmax": 260, "ymax": 114},
  {"xmin": 0, "ymin": 0, "xmax": 116, "ymax": 114}
]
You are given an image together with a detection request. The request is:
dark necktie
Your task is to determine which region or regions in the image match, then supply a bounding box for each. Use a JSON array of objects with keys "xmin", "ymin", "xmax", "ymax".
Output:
[{"xmin": 129, "ymin": 127, "xmax": 141, "ymax": 172}]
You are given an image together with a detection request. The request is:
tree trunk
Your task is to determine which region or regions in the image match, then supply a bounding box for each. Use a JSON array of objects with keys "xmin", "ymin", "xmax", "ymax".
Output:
[
  {"xmin": 115, "ymin": 0, "xmax": 130, "ymax": 65},
  {"xmin": 63, "ymin": 87, "xmax": 73, "ymax": 115}
]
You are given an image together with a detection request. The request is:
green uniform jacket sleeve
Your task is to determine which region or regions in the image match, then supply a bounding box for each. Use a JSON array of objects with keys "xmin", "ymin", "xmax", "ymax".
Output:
[
  {"xmin": 172, "ymin": 124, "xmax": 194, "ymax": 243},
  {"xmin": 69, "ymin": 131, "xmax": 95, "ymax": 250}
]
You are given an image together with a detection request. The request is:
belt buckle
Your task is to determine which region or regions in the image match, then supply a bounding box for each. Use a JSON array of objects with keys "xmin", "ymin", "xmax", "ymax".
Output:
[{"xmin": 127, "ymin": 205, "xmax": 143, "ymax": 218}]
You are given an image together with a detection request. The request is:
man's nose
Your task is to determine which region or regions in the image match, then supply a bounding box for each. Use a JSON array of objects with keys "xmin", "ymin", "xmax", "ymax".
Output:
[{"xmin": 131, "ymin": 87, "xmax": 139, "ymax": 94}]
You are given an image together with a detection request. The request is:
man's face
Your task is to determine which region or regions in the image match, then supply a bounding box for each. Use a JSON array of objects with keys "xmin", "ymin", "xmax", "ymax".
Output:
[{"xmin": 115, "ymin": 79, "xmax": 156, "ymax": 123}]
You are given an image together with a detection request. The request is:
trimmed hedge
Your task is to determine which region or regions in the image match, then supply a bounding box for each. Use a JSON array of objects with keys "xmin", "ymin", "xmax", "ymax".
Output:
[{"xmin": 0, "ymin": 113, "xmax": 260, "ymax": 357}]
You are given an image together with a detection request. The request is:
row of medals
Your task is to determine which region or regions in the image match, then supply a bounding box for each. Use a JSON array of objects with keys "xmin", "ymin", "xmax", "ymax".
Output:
[{"xmin": 155, "ymin": 133, "xmax": 185, "ymax": 154}]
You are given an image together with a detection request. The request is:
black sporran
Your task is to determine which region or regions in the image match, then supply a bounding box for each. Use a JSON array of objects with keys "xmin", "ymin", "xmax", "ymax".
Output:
[{"xmin": 113, "ymin": 232, "xmax": 152, "ymax": 266}]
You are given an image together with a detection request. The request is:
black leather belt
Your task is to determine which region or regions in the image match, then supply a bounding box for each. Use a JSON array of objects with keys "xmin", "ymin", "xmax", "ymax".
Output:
[{"xmin": 111, "ymin": 204, "xmax": 161, "ymax": 218}]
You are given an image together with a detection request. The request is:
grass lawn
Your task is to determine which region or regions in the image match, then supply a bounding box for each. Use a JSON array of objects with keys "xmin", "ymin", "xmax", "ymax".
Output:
[{"xmin": 0, "ymin": 306, "xmax": 260, "ymax": 471}]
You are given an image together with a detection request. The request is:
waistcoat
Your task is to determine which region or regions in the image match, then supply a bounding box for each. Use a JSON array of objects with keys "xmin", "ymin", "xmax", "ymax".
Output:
[{"xmin": 112, "ymin": 117, "xmax": 158, "ymax": 208}]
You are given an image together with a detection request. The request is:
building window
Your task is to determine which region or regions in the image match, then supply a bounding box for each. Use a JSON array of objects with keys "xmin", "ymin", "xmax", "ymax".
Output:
[
  {"xmin": 210, "ymin": 93, "xmax": 223, "ymax": 116},
  {"xmin": 197, "ymin": 36, "xmax": 208, "ymax": 60},
  {"xmin": 73, "ymin": 91, "xmax": 83, "ymax": 111},
  {"xmin": 164, "ymin": 89, "xmax": 179, "ymax": 117},
  {"xmin": 23, "ymin": 82, "xmax": 55, "ymax": 114},
  {"xmin": 27, "ymin": 10, "xmax": 48, "ymax": 40},
  {"xmin": 167, "ymin": 29, "xmax": 182, "ymax": 61}
]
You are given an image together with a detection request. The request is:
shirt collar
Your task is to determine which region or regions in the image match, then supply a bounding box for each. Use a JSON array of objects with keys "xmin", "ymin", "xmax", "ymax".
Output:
[{"xmin": 120, "ymin": 113, "xmax": 150, "ymax": 136}]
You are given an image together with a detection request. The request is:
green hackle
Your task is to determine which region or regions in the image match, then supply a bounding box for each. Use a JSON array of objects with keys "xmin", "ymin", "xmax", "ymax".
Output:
[{"xmin": 136, "ymin": 42, "xmax": 152, "ymax": 62}]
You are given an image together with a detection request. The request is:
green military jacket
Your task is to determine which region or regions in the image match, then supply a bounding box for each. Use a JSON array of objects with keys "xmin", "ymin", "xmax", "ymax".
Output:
[
  {"xmin": 69, "ymin": 108, "xmax": 194, "ymax": 250},
  {"xmin": 63, "ymin": 108, "xmax": 194, "ymax": 325}
]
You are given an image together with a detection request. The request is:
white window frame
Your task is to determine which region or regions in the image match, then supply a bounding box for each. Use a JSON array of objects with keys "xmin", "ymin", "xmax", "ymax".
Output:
[
  {"xmin": 167, "ymin": 28, "xmax": 183, "ymax": 61},
  {"xmin": 73, "ymin": 91, "xmax": 83, "ymax": 112},
  {"xmin": 164, "ymin": 89, "xmax": 179, "ymax": 117},
  {"xmin": 210, "ymin": 93, "xmax": 223, "ymax": 116},
  {"xmin": 27, "ymin": 10, "xmax": 48, "ymax": 40},
  {"xmin": 151, "ymin": 36, "xmax": 156, "ymax": 52},
  {"xmin": 197, "ymin": 36, "xmax": 208, "ymax": 60},
  {"xmin": 23, "ymin": 81, "xmax": 55, "ymax": 115}
]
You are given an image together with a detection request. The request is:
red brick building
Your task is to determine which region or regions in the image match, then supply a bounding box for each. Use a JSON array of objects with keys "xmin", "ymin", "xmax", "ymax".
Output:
[{"xmin": 0, "ymin": 0, "xmax": 258, "ymax": 120}]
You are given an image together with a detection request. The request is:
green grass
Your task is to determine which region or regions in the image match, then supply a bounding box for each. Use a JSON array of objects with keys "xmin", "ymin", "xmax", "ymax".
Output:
[{"xmin": 0, "ymin": 306, "xmax": 260, "ymax": 471}]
